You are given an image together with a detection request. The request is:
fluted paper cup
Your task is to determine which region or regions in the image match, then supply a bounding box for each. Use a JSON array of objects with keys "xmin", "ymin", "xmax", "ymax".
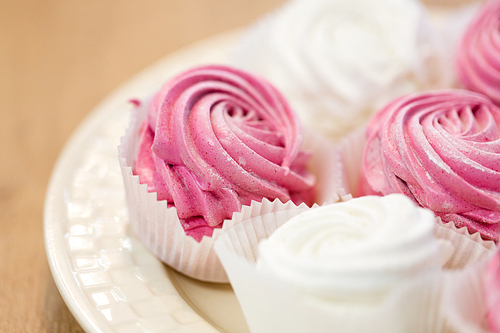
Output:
[{"xmin": 440, "ymin": 258, "xmax": 492, "ymax": 333}]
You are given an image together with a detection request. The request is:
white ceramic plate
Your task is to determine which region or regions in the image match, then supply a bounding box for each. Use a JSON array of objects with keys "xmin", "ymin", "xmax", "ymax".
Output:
[
  {"xmin": 43, "ymin": 5, "xmax": 479, "ymax": 332},
  {"xmin": 44, "ymin": 31, "xmax": 250, "ymax": 333}
]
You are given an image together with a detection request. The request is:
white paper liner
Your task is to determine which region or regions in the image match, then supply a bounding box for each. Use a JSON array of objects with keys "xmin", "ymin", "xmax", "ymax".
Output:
[
  {"xmin": 336, "ymin": 127, "xmax": 498, "ymax": 271},
  {"xmin": 435, "ymin": 218, "xmax": 498, "ymax": 270},
  {"xmin": 440, "ymin": 258, "xmax": 492, "ymax": 333},
  {"xmin": 214, "ymin": 208, "xmax": 459, "ymax": 333},
  {"xmin": 118, "ymin": 97, "xmax": 343, "ymax": 282}
]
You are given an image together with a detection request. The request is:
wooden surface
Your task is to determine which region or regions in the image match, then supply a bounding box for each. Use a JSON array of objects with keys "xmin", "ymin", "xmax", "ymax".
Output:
[{"xmin": 0, "ymin": 0, "xmax": 477, "ymax": 332}]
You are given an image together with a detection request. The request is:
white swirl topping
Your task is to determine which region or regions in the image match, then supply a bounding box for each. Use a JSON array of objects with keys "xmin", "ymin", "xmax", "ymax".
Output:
[
  {"xmin": 231, "ymin": 0, "xmax": 448, "ymax": 141},
  {"xmin": 256, "ymin": 194, "xmax": 441, "ymax": 304}
]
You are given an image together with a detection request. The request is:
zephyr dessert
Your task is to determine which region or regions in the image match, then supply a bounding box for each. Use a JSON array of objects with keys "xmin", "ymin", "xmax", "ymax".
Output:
[
  {"xmin": 456, "ymin": 0, "xmax": 500, "ymax": 106},
  {"xmin": 358, "ymin": 89, "xmax": 500, "ymax": 241},
  {"xmin": 119, "ymin": 64, "xmax": 342, "ymax": 282},
  {"xmin": 215, "ymin": 194, "xmax": 453, "ymax": 333},
  {"xmin": 134, "ymin": 65, "xmax": 315, "ymax": 240},
  {"xmin": 231, "ymin": 0, "xmax": 449, "ymax": 141}
]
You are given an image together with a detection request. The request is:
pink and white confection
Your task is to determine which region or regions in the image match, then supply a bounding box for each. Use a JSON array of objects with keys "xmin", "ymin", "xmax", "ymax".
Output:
[
  {"xmin": 456, "ymin": 0, "xmax": 500, "ymax": 106},
  {"xmin": 358, "ymin": 90, "xmax": 500, "ymax": 240}
]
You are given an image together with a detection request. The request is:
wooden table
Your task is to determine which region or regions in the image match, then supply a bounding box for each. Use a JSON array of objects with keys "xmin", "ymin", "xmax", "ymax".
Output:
[{"xmin": 0, "ymin": 0, "xmax": 477, "ymax": 331}]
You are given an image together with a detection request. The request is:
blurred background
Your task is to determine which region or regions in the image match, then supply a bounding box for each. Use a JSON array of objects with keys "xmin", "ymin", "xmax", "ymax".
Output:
[{"xmin": 0, "ymin": 0, "xmax": 477, "ymax": 331}]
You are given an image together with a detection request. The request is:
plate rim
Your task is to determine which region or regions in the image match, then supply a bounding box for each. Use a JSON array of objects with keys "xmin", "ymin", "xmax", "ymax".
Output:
[{"xmin": 43, "ymin": 30, "xmax": 239, "ymax": 333}]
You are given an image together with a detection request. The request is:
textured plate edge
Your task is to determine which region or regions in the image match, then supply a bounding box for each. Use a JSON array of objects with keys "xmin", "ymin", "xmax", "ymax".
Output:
[{"xmin": 43, "ymin": 30, "xmax": 240, "ymax": 333}]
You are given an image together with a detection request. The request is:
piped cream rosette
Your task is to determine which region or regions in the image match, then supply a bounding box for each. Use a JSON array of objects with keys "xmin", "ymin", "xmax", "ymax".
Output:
[
  {"xmin": 215, "ymin": 194, "xmax": 453, "ymax": 333},
  {"xmin": 231, "ymin": 0, "xmax": 449, "ymax": 141},
  {"xmin": 118, "ymin": 66, "xmax": 341, "ymax": 282}
]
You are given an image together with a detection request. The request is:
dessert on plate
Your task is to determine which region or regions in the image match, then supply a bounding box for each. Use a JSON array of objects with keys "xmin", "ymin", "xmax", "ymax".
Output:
[
  {"xmin": 134, "ymin": 64, "xmax": 315, "ymax": 241},
  {"xmin": 230, "ymin": 0, "xmax": 450, "ymax": 141},
  {"xmin": 358, "ymin": 89, "xmax": 500, "ymax": 241},
  {"xmin": 119, "ymin": 64, "xmax": 336, "ymax": 282},
  {"xmin": 215, "ymin": 194, "xmax": 453, "ymax": 333}
]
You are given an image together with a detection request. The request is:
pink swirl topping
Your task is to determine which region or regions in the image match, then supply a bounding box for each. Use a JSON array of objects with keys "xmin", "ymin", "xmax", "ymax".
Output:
[
  {"xmin": 486, "ymin": 247, "xmax": 500, "ymax": 332},
  {"xmin": 358, "ymin": 90, "xmax": 500, "ymax": 240},
  {"xmin": 456, "ymin": 0, "xmax": 500, "ymax": 106},
  {"xmin": 134, "ymin": 65, "xmax": 315, "ymax": 241}
]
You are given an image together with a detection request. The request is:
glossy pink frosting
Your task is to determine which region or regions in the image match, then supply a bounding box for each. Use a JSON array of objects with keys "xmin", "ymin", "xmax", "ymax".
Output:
[
  {"xmin": 134, "ymin": 65, "xmax": 315, "ymax": 241},
  {"xmin": 456, "ymin": 0, "xmax": 500, "ymax": 106},
  {"xmin": 358, "ymin": 90, "xmax": 500, "ymax": 240},
  {"xmin": 486, "ymin": 247, "xmax": 500, "ymax": 332}
]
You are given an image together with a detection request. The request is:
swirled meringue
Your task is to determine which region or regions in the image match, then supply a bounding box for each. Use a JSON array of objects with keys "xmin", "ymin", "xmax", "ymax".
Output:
[
  {"xmin": 486, "ymin": 247, "xmax": 500, "ymax": 332},
  {"xmin": 359, "ymin": 90, "xmax": 500, "ymax": 240},
  {"xmin": 456, "ymin": 0, "xmax": 500, "ymax": 106},
  {"xmin": 134, "ymin": 65, "xmax": 316, "ymax": 241},
  {"xmin": 231, "ymin": 0, "xmax": 448, "ymax": 141},
  {"xmin": 256, "ymin": 194, "xmax": 441, "ymax": 304}
]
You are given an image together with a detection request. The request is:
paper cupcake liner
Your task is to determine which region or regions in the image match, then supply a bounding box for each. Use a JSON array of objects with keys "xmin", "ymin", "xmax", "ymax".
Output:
[
  {"xmin": 435, "ymin": 218, "xmax": 497, "ymax": 270},
  {"xmin": 118, "ymin": 98, "xmax": 343, "ymax": 282},
  {"xmin": 439, "ymin": 258, "xmax": 492, "ymax": 333},
  {"xmin": 336, "ymin": 127, "xmax": 498, "ymax": 271},
  {"xmin": 214, "ymin": 207, "xmax": 455, "ymax": 333}
]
